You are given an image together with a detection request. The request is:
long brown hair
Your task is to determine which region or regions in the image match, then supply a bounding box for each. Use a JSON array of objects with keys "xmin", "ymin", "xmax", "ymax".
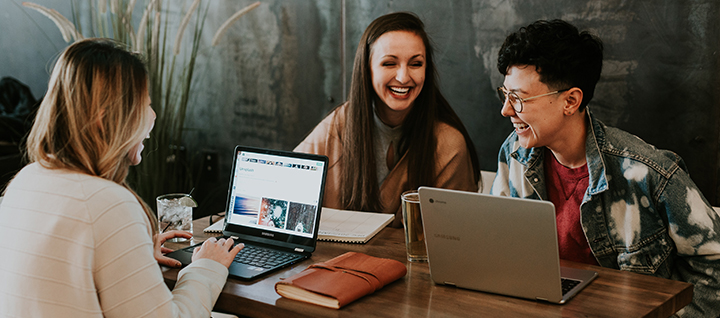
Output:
[
  {"xmin": 340, "ymin": 12, "xmax": 480, "ymax": 211},
  {"xmin": 26, "ymin": 38, "xmax": 157, "ymax": 234}
]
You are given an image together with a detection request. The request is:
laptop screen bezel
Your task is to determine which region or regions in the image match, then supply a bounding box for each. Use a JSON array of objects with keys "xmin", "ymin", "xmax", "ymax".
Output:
[{"xmin": 221, "ymin": 145, "xmax": 328, "ymax": 252}]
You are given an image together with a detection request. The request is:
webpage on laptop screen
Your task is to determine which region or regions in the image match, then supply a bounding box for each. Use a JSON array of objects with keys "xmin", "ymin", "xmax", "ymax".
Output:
[{"xmin": 227, "ymin": 151, "xmax": 324, "ymax": 238}]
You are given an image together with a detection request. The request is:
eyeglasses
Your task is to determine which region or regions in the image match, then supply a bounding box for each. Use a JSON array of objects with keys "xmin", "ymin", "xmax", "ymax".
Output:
[{"xmin": 496, "ymin": 86, "xmax": 569, "ymax": 113}]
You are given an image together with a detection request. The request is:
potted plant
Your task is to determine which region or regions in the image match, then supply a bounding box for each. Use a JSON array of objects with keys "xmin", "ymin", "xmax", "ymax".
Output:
[{"xmin": 22, "ymin": 0, "xmax": 260, "ymax": 207}]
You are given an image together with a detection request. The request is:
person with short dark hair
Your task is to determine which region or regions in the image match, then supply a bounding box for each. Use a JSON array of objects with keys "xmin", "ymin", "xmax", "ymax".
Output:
[
  {"xmin": 491, "ymin": 19, "xmax": 720, "ymax": 317},
  {"xmin": 296, "ymin": 12, "xmax": 480, "ymax": 227}
]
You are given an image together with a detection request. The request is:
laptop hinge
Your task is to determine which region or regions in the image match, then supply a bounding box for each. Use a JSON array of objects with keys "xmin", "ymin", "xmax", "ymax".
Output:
[{"xmin": 294, "ymin": 247, "xmax": 304, "ymax": 252}]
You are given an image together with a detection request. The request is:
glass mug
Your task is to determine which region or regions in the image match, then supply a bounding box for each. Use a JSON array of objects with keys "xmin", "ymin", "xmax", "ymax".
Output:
[{"xmin": 401, "ymin": 190, "xmax": 427, "ymax": 262}]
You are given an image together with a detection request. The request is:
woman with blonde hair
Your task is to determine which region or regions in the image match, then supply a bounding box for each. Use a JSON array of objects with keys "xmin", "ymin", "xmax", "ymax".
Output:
[
  {"xmin": 295, "ymin": 12, "xmax": 480, "ymax": 227},
  {"xmin": 0, "ymin": 38, "xmax": 242, "ymax": 317}
]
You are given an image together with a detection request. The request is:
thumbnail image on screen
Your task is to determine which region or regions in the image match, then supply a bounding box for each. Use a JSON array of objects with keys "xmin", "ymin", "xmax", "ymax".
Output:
[
  {"xmin": 231, "ymin": 196, "xmax": 260, "ymax": 225},
  {"xmin": 286, "ymin": 202, "xmax": 317, "ymax": 234},
  {"xmin": 258, "ymin": 197, "xmax": 288, "ymax": 229}
]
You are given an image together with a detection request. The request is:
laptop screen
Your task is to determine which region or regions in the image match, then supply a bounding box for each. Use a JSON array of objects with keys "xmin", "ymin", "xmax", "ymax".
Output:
[{"xmin": 223, "ymin": 146, "xmax": 328, "ymax": 249}]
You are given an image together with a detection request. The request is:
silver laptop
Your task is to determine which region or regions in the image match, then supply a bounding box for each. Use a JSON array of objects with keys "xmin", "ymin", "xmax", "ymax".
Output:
[
  {"xmin": 418, "ymin": 187, "xmax": 597, "ymax": 304},
  {"xmin": 167, "ymin": 145, "xmax": 328, "ymax": 280}
]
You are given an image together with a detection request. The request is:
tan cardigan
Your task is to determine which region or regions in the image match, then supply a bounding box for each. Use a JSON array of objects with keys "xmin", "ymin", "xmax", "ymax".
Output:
[{"xmin": 295, "ymin": 104, "xmax": 478, "ymax": 228}]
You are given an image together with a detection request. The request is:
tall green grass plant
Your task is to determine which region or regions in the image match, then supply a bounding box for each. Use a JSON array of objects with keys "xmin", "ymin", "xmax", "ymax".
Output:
[{"xmin": 22, "ymin": 0, "xmax": 260, "ymax": 208}]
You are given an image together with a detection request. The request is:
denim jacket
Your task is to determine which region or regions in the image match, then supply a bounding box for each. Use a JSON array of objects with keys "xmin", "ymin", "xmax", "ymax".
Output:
[{"xmin": 490, "ymin": 111, "xmax": 720, "ymax": 318}]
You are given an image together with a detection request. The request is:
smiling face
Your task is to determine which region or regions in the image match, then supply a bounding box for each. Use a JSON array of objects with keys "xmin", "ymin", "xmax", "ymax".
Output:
[
  {"xmin": 370, "ymin": 30, "xmax": 426, "ymax": 127},
  {"xmin": 501, "ymin": 65, "xmax": 568, "ymax": 150},
  {"xmin": 128, "ymin": 91, "xmax": 156, "ymax": 166}
]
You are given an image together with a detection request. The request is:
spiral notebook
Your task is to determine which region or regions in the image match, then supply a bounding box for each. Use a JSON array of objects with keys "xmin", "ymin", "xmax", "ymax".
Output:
[
  {"xmin": 204, "ymin": 217, "xmax": 225, "ymax": 233},
  {"xmin": 317, "ymin": 208, "xmax": 394, "ymax": 243},
  {"xmin": 206, "ymin": 208, "xmax": 394, "ymax": 243}
]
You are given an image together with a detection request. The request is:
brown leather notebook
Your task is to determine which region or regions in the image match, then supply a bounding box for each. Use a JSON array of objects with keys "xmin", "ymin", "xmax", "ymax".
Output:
[{"xmin": 274, "ymin": 252, "xmax": 407, "ymax": 309}]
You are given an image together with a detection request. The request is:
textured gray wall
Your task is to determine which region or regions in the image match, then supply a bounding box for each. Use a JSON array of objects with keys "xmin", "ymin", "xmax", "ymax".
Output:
[
  {"xmin": 2, "ymin": 0, "xmax": 70, "ymax": 99},
  {"xmin": 184, "ymin": 1, "xmax": 344, "ymax": 210},
  {"xmin": 2, "ymin": 0, "xmax": 719, "ymax": 213}
]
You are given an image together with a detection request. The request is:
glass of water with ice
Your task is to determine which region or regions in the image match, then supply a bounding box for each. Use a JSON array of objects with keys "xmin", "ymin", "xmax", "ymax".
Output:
[{"xmin": 156, "ymin": 193, "xmax": 196, "ymax": 242}]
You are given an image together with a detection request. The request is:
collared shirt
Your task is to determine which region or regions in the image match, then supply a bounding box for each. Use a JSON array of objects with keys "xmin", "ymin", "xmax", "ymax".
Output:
[{"xmin": 491, "ymin": 110, "xmax": 720, "ymax": 318}]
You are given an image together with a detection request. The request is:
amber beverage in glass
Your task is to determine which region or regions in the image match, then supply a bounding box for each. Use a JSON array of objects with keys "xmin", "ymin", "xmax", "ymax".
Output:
[{"xmin": 401, "ymin": 190, "xmax": 427, "ymax": 262}]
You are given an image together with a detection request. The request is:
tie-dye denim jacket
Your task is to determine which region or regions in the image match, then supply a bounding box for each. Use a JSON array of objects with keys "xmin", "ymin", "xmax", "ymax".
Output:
[{"xmin": 490, "ymin": 111, "xmax": 720, "ymax": 317}]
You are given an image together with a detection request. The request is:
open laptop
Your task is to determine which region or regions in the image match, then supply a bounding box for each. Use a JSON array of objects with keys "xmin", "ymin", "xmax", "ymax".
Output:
[
  {"xmin": 166, "ymin": 145, "xmax": 328, "ymax": 280},
  {"xmin": 418, "ymin": 187, "xmax": 597, "ymax": 304}
]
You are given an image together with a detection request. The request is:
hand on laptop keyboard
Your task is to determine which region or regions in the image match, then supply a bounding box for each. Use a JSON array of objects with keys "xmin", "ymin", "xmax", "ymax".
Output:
[
  {"xmin": 193, "ymin": 237, "xmax": 245, "ymax": 268},
  {"xmin": 155, "ymin": 230, "xmax": 194, "ymax": 267}
]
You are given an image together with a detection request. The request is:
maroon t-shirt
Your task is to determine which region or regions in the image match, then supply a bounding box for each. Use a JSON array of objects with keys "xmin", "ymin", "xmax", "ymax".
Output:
[{"xmin": 544, "ymin": 149, "xmax": 599, "ymax": 265}]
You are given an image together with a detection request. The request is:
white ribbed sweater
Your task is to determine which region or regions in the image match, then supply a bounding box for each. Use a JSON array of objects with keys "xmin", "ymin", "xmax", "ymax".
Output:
[{"xmin": 0, "ymin": 163, "xmax": 228, "ymax": 317}]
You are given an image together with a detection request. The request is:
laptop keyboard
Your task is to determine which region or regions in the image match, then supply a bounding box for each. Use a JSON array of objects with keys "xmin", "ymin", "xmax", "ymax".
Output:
[
  {"xmin": 232, "ymin": 244, "xmax": 302, "ymax": 269},
  {"xmin": 561, "ymin": 278, "xmax": 581, "ymax": 295},
  {"xmin": 180, "ymin": 240, "xmax": 303, "ymax": 269}
]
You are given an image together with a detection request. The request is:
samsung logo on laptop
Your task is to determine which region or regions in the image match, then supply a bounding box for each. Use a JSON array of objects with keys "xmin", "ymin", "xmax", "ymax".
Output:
[
  {"xmin": 261, "ymin": 232, "xmax": 274, "ymax": 237},
  {"xmin": 434, "ymin": 233, "xmax": 460, "ymax": 241}
]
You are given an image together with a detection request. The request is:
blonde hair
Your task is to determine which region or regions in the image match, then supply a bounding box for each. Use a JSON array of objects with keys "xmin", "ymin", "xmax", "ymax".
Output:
[{"xmin": 27, "ymin": 38, "xmax": 157, "ymax": 235}]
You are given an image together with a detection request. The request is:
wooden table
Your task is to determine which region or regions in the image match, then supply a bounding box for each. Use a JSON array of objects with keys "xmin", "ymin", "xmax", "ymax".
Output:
[{"xmin": 162, "ymin": 216, "xmax": 693, "ymax": 318}]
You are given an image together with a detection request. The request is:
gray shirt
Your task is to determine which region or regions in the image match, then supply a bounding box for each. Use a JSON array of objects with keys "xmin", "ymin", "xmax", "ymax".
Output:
[{"xmin": 373, "ymin": 110, "xmax": 403, "ymax": 186}]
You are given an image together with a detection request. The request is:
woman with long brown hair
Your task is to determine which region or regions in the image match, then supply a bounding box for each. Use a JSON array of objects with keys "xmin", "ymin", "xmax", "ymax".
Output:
[
  {"xmin": 295, "ymin": 12, "xmax": 480, "ymax": 227},
  {"xmin": 0, "ymin": 38, "xmax": 242, "ymax": 317}
]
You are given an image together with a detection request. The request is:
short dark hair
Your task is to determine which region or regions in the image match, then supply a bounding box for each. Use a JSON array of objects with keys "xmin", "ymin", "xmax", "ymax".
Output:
[{"xmin": 497, "ymin": 19, "xmax": 603, "ymax": 111}]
